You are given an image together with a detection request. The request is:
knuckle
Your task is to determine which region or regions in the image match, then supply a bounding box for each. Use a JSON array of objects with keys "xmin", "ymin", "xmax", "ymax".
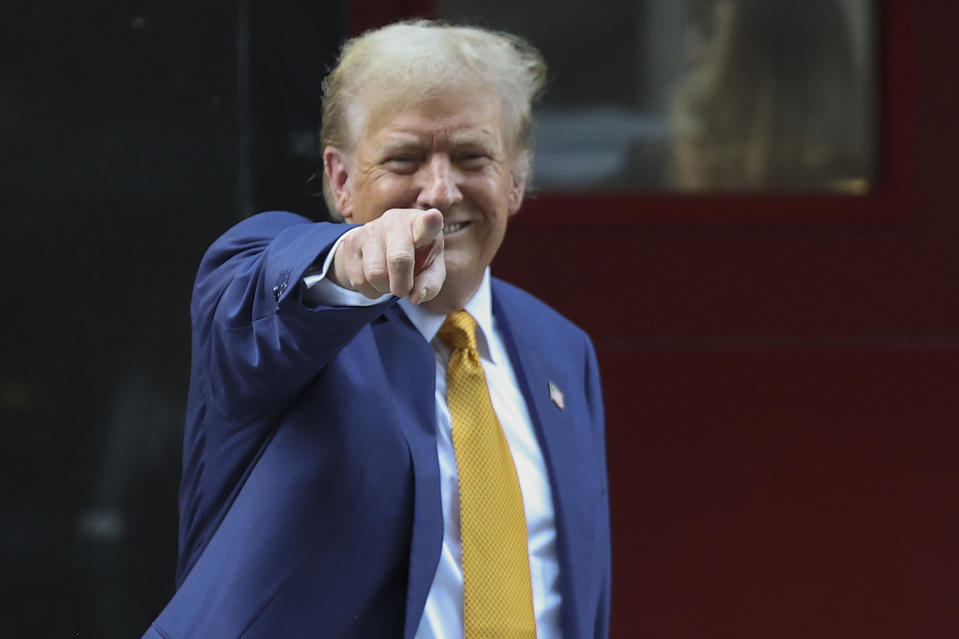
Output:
[
  {"xmin": 387, "ymin": 251, "xmax": 413, "ymax": 270},
  {"xmin": 365, "ymin": 265, "xmax": 388, "ymax": 285},
  {"xmin": 344, "ymin": 227, "xmax": 366, "ymax": 247},
  {"xmin": 349, "ymin": 270, "xmax": 370, "ymax": 289},
  {"xmin": 381, "ymin": 208, "xmax": 406, "ymax": 224}
]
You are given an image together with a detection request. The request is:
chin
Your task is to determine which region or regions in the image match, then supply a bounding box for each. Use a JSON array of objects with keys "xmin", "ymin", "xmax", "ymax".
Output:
[{"xmin": 443, "ymin": 257, "xmax": 481, "ymax": 284}]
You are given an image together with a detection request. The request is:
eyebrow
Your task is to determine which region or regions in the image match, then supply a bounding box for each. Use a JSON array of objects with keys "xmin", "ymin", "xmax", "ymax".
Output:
[
  {"xmin": 449, "ymin": 130, "xmax": 497, "ymax": 148},
  {"xmin": 377, "ymin": 139, "xmax": 422, "ymax": 155}
]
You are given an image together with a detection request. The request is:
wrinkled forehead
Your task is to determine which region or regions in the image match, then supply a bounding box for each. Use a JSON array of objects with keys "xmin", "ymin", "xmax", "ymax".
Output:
[{"xmin": 343, "ymin": 80, "xmax": 515, "ymax": 152}]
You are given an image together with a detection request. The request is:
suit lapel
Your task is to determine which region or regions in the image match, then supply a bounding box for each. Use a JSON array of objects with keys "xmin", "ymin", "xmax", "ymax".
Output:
[
  {"xmin": 372, "ymin": 289, "xmax": 596, "ymax": 637},
  {"xmin": 492, "ymin": 284, "xmax": 596, "ymax": 638},
  {"xmin": 371, "ymin": 306, "xmax": 444, "ymax": 639}
]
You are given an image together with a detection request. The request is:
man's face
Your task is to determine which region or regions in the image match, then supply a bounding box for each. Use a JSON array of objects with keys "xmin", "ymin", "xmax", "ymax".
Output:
[{"xmin": 328, "ymin": 86, "xmax": 525, "ymax": 309}]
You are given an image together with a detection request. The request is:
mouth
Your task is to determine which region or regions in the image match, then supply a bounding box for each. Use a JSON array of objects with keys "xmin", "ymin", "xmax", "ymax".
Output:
[{"xmin": 442, "ymin": 221, "xmax": 469, "ymax": 234}]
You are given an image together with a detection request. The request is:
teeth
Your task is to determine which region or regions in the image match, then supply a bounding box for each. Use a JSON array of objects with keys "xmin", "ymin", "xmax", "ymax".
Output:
[{"xmin": 442, "ymin": 222, "xmax": 465, "ymax": 233}]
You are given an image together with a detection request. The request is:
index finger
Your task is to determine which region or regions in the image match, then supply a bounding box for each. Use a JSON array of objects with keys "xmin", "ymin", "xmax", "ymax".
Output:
[{"xmin": 410, "ymin": 209, "xmax": 444, "ymax": 248}]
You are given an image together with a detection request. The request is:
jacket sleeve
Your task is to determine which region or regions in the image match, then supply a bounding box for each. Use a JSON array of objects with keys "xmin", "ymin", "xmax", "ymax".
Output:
[{"xmin": 190, "ymin": 210, "xmax": 394, "ymax": 421}]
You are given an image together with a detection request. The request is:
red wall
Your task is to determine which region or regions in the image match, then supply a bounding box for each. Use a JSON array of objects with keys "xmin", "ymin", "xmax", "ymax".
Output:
[
  {"xmin": 495, "ymin": 2, "xmax": 959, "ymax": 636},
  {"xmin": 351, "ymin": 1, "xmax": 959, "ymax": 635}
]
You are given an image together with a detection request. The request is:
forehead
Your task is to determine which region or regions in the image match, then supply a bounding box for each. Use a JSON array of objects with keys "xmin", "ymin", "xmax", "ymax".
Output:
[{"xmin": 349, "ymin": 84, "xmax": 507, "ymax": 149}]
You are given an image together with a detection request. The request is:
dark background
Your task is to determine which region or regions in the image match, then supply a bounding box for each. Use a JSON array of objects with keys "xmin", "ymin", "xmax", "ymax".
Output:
[
  {"xmin": 1, "ymin": 1, "xmax": 343, "ymax": 636},
  {"xmin": 3, "ymin": 1, "xmax": 959, "ymax": 638}
]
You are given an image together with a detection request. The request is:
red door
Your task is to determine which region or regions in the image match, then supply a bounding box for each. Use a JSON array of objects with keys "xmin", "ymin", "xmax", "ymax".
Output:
[{"xmin": 352, "ymin": 2, "xmax": 959, "ymax": 636}]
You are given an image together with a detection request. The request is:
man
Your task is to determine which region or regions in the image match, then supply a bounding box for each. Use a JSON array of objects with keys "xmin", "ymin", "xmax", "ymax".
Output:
[{"xmin": 145, "ymin": 21, "xmax": 609, "ymax": 639}]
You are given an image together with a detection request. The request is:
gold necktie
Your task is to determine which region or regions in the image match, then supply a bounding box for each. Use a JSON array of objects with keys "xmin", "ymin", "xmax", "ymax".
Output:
[{"xmin": 438, "ymin": 311, "xmax": 537, "ymax": 639}]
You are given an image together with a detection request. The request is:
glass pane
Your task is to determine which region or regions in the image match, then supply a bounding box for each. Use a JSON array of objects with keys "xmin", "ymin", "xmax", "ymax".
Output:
[{"xmin": 436, "ymin": 0, "xmax": 878, "ymax": 194}]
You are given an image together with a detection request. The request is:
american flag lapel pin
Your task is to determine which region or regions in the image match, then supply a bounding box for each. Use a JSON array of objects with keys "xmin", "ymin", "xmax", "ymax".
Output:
[{"xmin": 548, "ymin": 381, "xmax": 565, "ymax": 410}]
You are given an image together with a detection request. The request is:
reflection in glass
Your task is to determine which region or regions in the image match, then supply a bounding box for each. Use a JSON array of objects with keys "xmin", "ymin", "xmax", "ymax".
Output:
[{"xmin": 437, "ymin": 0, "xmax": 877, "ymax": 193}]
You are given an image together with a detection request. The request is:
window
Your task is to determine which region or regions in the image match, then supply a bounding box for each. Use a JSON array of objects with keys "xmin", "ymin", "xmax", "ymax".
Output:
[{"xmin": 437, "ymin": 0, "xmax": 878, "ymax": 194}]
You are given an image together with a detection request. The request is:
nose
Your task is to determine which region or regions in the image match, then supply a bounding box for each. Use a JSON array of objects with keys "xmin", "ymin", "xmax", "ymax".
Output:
[{"xmin": 416, "ymin": 155, "xmax": 462, "ymax": 210}]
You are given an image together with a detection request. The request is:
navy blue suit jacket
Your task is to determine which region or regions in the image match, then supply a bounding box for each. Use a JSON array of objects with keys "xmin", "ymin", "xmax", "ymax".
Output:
[{"xmin": 145, "ymin": 212, "xmax": 610, "ymax": 638}]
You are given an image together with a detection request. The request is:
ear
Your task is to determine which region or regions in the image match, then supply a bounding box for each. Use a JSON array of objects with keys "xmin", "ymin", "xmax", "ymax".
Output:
[
  {"xmin": 323, "ymin": 146, "xmax": 355, "ymax": 222},
  {"xmin": 507, "ymin": 170, "xmax": 527, "ymax": 217}
]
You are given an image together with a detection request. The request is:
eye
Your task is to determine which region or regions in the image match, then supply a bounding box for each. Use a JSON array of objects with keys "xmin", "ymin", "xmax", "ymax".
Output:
[
  {"xmin": 383, "ymin": 156, "xmax": 420, "ymax": 173},
  {"xmin": 456, "ymin": 152, "xmax": 491, "ymax": 169}
]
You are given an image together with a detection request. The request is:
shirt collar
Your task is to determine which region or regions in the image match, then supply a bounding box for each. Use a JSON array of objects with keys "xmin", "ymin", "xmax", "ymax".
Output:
[{"xmin": 398, "ymin": 268, "xmax": 496, "ymax": 363}]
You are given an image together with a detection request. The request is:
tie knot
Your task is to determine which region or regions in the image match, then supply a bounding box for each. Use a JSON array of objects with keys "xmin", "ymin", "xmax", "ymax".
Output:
[{"xmin": 438, "ymin": 310, "xmax": 478, "ymax": 351}]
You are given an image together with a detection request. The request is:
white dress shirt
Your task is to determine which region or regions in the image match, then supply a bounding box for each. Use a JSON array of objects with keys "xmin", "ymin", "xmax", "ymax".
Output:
[{"xmin": 303, "ymin": 242, "xmax": 562, "ymax": 638}]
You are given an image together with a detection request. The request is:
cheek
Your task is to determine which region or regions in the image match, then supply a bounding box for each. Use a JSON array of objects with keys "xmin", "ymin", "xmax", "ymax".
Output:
[
  {"xmin": 470, "ymin": 170, "xmax": 513, "ymax": 205},
  {"xmin": 356, "ymin": 174, "xmax": 416, "ymax": 210}
]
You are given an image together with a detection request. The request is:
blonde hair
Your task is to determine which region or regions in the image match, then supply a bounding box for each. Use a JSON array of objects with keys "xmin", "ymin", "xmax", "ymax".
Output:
[{"xmin": 319, "ymin": 20, "xmax": 547, "ymax": 216}]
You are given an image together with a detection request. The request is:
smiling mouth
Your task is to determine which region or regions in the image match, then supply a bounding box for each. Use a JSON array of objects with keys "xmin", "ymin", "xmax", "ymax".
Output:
[{"xmin": 442, "ymin": 222, "xmax": 469, "ymax": 234}]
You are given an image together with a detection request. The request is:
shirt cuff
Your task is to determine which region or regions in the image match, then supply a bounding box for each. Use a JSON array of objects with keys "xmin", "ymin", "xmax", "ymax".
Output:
[{"xmin": 302, "ymin": 230, "xmax": 392, "ymax": 307}]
